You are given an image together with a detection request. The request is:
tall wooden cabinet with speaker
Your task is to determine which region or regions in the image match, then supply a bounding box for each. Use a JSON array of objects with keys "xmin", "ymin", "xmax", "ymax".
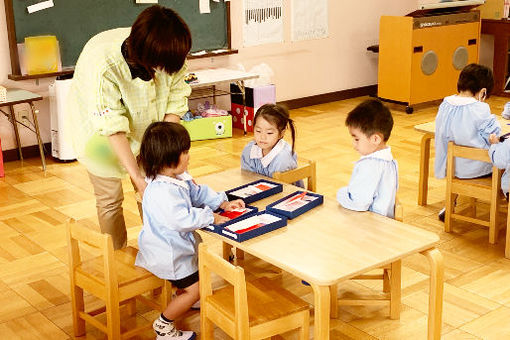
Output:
[{"xmin": 378, "ymin": 10, "xmax": 481, "ymax": 113}]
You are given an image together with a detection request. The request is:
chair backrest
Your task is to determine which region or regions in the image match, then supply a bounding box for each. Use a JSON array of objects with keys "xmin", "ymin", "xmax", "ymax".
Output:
[
  {"xmin": 446, "ymin": 141, "xmax": 501, "ymax": 183},
  {"xmin": 446, "ymin": 141, "xmax": 504, "ymax": 207},
  {"xmin": 67, "ymin": 218, "xmax": 118, "ymax": 289},
  {"xmin": 272, "ymin": 158, "xmax": 317, "ymax": 191},
  {"xmin": 448, "ymin": 141, "xmax": 492, "ymax": 163},
  {"xmin": 198, "ymin": 243, "xmax": 249, "ymax": 337}
]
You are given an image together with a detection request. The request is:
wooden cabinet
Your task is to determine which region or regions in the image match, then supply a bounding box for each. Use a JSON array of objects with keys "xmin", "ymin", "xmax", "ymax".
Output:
[
  {"xmin": 378, "ymin": 11, "xmax": 480, "ymax": 112},
  {"xmin": 481, "ymin": 19, "xmax": 510, "ymax": 97}
]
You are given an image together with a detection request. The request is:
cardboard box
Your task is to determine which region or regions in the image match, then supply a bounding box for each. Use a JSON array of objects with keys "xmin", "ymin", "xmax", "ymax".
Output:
[
  {"xmin": 181, "ymin": 115, "xmax": 232, "ymax": 141},
  {"xmin": 480, "ymin": 0, "xmax": 505, "ymax": 19},
  {"xmin": 230, "ymin": 84, "xmax": 276, "ymax": 132}
]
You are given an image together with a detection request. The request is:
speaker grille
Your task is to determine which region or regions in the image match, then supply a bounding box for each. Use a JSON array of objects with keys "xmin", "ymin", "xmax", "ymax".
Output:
[
  {"xmin": 452, "ymin": 46, "xmax": 469, "ymax": 70},
  {"xmin": 421, "ymin": 50, "xmax": 438, "ymax": 75}
]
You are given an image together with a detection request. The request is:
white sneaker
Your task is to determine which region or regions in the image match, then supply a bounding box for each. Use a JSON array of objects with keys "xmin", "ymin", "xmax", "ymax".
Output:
[
  {"xmin": 502, "ymin": 102, "xmax": 510, "ymax": 119},
  {"xmin": 153, "ymin": 317, "xmax": 196, "ymax": 340}
]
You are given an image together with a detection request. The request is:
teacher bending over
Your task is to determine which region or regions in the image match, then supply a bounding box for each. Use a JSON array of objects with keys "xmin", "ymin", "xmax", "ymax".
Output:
[{"xmin": 66, "ymin": 5, "xmax": 192, "ymax": 249}]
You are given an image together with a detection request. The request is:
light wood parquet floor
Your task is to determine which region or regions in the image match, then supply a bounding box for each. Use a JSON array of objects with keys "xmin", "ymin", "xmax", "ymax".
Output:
[{"xmin": 2, "ymin": 95, "xmax": 510, "ymax": 339}]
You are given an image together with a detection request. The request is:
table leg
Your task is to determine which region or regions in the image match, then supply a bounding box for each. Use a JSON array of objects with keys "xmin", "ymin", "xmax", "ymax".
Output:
[
  {"xmin": 235, "ymin": 80, "xmax": 247, "ymax": 135},
  {"xmin": 222, "ymin": 242, "xmax": 232, "ymax": 260},
  {"xmin": 329, "ymin": 284, "xmax": 338, "ymax": 318},
  {"xmin": 390, "ymin": 260, "xmax": 402, "ymax": 320},
  {"xmin": 421, "ymin": 248, "xmax": 444, "ymax": 340},
  {"xmin": 310, "ymin": 283, "xmax": 330, "ymax": 340},
  {"xmin": 29, "ymin": 102, "xmax": 46, "ymax": 171},
  {"xmin": 506, "ymin": 211, "xmax": 510, "ymax": 258},
  {"xmin": 8, "ymin": 105, "xmax": 23, "ymax": 162},
  {"xmin": 418, "ymin": 133, "xmax": 433, "ymax": 206}
]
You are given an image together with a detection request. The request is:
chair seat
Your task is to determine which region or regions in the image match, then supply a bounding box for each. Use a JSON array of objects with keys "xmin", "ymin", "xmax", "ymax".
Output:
[
  {"xmin": 452, "ymin": 176, "xmax": 506, "ymax": 203},
  {"xmin": 207, "ymin": 277, "xmax": 309, "ymax": 327},
  {"xmin": 451, "ymin": 176, "xmax": 506, "ymax": 199},
  {"xmin": 76, "ymin": 246, "xmax": 160, "ymax": 298},
  {"xmin": 453, "ymin": 176, "xmax": 492, "ymax": 186}
]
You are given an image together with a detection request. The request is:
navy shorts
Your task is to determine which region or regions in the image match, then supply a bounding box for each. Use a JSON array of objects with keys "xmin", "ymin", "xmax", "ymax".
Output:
[{"xmin": 169, "ymin": 271, "xmax": 199, "ymax": 289}]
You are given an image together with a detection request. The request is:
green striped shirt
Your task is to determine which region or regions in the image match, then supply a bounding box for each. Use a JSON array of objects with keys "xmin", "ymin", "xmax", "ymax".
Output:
[{"xmin": 65, "ymin": 27, "xmax": 191, "ymax": 178}]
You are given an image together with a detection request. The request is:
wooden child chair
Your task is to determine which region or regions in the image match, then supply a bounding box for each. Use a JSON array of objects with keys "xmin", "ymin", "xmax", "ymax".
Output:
[
  {"xmin": 445, "ymin": 142, "xmax": 506, "ymax": 244},
  {"xmin": 67, "ymin": 219, "xmax": 172, "ymax": 339},
  {"xmin": 330, "ymin": 196, "xmax": 403, "ymax": 319},
  {"xmin": 272, "ymin": 158, "xmax": 317, "ymax": 191},
  {"xmin": 198, "ymin": 243, "xmax": 310, "ymax": 339},
  {"xmin": 506, "ymin": 189, "xmax": 510, "ymax": 258}
]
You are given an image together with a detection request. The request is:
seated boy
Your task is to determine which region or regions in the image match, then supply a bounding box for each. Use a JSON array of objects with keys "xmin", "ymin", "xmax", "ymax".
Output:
[
  {"xmin": 489, "ymin": 133, "xmax": 510, "ymax": 198},
  {"xmin": 337, "ymin": 99, "xmax": 398, "ymax": 218},
  {"xmin": 434, "ymin": 63, "xmax": 500, "ymax": 220}
]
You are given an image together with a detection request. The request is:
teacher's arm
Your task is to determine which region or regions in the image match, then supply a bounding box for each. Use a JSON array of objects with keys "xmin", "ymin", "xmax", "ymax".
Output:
[
  {"xmin": 164, "ymin": 113, "xmax": 181, "ymax": 123},
  {"xmin": 93, "ymin": 74, "xmax": 147, "ymax": 194},
  {"xmin": 164, "ymin": 63, "xmax": 192, "ymax": 123},
  {"xmin": 108, "ymin": 132, "xmax": 147, "ymax": 195}
]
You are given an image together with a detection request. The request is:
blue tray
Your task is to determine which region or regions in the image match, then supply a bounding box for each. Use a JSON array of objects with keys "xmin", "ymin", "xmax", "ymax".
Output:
[
  {"xmin": 266, "ymin": 191, "xmax": 324, "ymax": 219},
  {"xmin": 213, "ymin": 210, "xmax": 287, "ymax": 242},
  {"xmin": 225, "ymin": 179, "xmax": 283, "ymax": 204},
  {"xmin": 204, "ymin": 205, "xmax": 259, "ymax": 234}
]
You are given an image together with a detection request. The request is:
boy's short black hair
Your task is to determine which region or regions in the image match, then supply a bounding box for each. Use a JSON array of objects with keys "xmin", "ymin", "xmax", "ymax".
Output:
[
  {"xmin": 345, "ymin": 99, "xmax": 393, "ymax": 141},
  {"xmin": 128, "ymin": 5, "xmax": 192, "ymax": 79},
  {"xmin": 138, "ymin": 122, "xmax": 191, "ymax": 179},
  {"xmin": 457, "ymin": 63, "xmax": 494, "ymax": 98}
]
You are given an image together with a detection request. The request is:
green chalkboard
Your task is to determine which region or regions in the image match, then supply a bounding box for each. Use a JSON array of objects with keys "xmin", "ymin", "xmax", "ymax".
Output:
[{"xmin": 7, "ymin": 0, "xmax": 229, "ymax": 69}]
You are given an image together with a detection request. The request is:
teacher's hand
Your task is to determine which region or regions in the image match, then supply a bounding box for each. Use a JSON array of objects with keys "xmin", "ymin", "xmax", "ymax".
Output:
[{"xmin": 133, "ymin": 175, "xmax": 147, "ymax": 197}]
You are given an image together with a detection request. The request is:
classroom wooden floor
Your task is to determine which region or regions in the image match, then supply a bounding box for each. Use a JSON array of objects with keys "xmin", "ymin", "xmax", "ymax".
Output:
[{"xmin": 2, "ymin": 95, "xmax": 510, "ymax": 339}]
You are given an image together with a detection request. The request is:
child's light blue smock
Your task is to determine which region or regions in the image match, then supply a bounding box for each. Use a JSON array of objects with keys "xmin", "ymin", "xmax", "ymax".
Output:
[
  {"xmin": 434, "ymin": 95, "xmax": 500, "ymax": 179},
  {"xmin": 135, "ymin": 172, "xmax": 227, "ymax": 280},
  {"xmin": 337, "ymin": 147, "xmax": 398, "ymax": 218},
  {"xmin": 241, "ymin": 139, "xmax": 304, "ymax": 187},
  {"xmin": 489, "ymin": 139, "xmax": 510, "ymax": 194}
]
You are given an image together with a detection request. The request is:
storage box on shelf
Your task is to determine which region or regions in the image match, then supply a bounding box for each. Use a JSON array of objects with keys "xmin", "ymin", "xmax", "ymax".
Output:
[{"xmin": 230, "ymin": 84, "xmax": 276, "ymax": 132}]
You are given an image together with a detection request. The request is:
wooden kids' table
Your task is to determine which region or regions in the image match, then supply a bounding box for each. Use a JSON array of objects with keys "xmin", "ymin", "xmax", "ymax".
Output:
[
  {"xmin": 0, "ymin": 88, "xmax": 45, "ymax": 170},
  {"xmin": 414, "ymin": 117, "xmax": 510, "ymax": 206},
  {"xmin": 196, "ymin": 169, "xmax": 443, "ymax": 340}
]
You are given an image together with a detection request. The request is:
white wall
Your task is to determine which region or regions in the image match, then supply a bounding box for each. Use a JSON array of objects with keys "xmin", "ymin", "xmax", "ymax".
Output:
[{"xmin": 0, "ymin": 0, "xmax": 416, "ymax": 152}]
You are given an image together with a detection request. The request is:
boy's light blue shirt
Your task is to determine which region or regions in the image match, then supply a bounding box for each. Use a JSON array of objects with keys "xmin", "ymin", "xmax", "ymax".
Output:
[
  {"xmin": 337, "ymin": 147, "xmax": 398, "ymax": 218},
  {"xmin": 241, "ymin": 139, "xmax": 304, "ymax": 187},
  {"xmin": 434, "ymin": 95, "xmax": 500, "ymax": 179},
  {"xmin": 135, "ymin": 172, "xmax": 227, "ymax": 280},
  {"xmin": 489, "ymin": 139, "xmax": 510, "ymax": 194}
]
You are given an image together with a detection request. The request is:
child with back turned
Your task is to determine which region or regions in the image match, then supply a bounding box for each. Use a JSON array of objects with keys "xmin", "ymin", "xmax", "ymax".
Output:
[
  {"xmin": 241, "ymin": 103, "xmax": 304, "ymax": 187},
  {"xmin": 135, "ymin": 122, "xmax": 244, "ymax": 340},
  {"xmin": 488, "ymin": 133, "xmax": 510, "ymax": 198},
  {"xmin": 337, "ymin": 99, "xmax": 398, "ymax": 218},
  {"xmin": 434, "ymin": 63, "xmax": 500, "ymax": 221}
]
